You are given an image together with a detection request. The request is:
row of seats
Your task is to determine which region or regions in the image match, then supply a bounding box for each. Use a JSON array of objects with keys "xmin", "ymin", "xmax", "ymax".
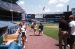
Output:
[{"xmin": 0, "ymin": 33, "xmax": 22, "ymax": 49}]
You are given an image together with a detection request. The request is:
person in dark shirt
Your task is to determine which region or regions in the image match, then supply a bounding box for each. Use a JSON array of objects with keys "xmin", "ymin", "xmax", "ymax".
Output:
[
  {"xmin": 59, "ymin": 16, "xmax": 69, "ymax": 49},
  {"xmin": 59, "ymin": 19, "xmax": 69, "ymax": 31},
  {"xmin": 38, "ymin": 23, "xmax": 43, "ymax": 35}
]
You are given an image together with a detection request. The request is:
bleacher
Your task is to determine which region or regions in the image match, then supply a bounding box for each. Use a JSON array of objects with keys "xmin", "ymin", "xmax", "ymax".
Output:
[{"xmin": 0, "ymin": 21, "xmax": 22, "ymax": 49}]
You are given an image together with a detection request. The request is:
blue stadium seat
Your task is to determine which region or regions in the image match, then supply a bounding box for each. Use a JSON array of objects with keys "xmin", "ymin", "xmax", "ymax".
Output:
[
  {"xmin": 17, "ymin": 34, "xmax": 22, "ymax": 49},
  {"xmin": 0, "ymin": 44, "xmax": 8, "ymax": 49}
]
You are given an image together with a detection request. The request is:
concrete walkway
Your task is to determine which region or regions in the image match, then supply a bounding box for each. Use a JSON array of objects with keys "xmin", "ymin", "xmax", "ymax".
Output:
[{"xmin": 24, "ymin": 27, "xmax": 59, "ymax": 49}]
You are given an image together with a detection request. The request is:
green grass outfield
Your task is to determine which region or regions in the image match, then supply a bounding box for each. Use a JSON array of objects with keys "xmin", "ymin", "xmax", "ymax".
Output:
[
  {"xmin": 44, "ymin": 23, "xmax": 59, "ymax": 40},
  {"xmin": 28, "ymin": 23, "xmax": 59, "ymax": 40}
]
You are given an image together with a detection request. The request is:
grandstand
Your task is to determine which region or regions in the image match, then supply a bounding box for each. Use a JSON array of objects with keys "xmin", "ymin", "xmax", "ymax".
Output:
[
  {"xmin": 0, "ymin": 0, "xmax": 25, "ymax": 21},
  {"xmin": 26, "ymin": 11, "xmax": 72, "ymax": 23}
]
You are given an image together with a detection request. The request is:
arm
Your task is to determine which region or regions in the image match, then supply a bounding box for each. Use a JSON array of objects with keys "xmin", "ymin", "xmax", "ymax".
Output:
[
  {"xmin": 68, "ymin": 27, "xmax": 71, "ymax": 38},
  {"xmin": 68, "ymin": 22, "xmax": 72, "ymax": 38},
  {"xmin": 59, "ymin": 28, "xmax": 62, "ymax": 36}
]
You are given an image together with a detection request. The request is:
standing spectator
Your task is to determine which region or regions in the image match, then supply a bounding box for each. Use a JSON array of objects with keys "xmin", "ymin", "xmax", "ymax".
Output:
[
  {"xmin": 20, "ymin": 21, "xmax": 27, "ymax": 48},
  {"xmin": 33, "ymin": 22, "xmax": 37, "ymax": 35},
  {"xmin": 69, "ymin": 15, "xmax": 75, "ymax": 49},
  {"xmin": 59, "ymin": 16, "xmax": 69, "ymax": 49},
  {"xmin": 31, "ymin": 22, "xmax": 37, "ymax": 35},
  {"xmin": 31, "ymin": 22, "xmax": 34, "ymax": 32},
  {"xmin": 38, "ymin": 23, "xmax": 43, "ymax": 35}
]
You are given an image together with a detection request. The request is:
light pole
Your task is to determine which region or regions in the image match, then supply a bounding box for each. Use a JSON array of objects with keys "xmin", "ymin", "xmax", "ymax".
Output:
[
  {"xmin": 42, "ymin": 6, "xmax": 45, "ymax": 22},
  {"xmin": 10, "ymin": 9, "xmax": 13, "ymax": 22},
  {"xmin": 10, "ymin": 0, "xmax": 13, "ymax": 22}
]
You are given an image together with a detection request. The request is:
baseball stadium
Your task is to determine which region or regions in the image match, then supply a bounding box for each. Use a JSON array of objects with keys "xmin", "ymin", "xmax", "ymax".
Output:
[{"xmin": 0, "ymin": 0, "xmax": 75, "ymax": 49}]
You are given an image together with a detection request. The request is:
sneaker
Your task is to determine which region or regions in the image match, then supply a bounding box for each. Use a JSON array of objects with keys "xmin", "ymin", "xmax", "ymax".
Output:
[
  {"xmin": 26, "ymin": 39, "xmax": 28, "ymax": 42},
  {"xmin": 67, "ymin": 44, "xmax": 70, "ymax": 47},
  {"xmin": 23, "ymin": 46, "xmax": 25, "ymax": 48},
  {"xmin": 42, "ymin": 31, "xmax": 43, "ymax": 34}
]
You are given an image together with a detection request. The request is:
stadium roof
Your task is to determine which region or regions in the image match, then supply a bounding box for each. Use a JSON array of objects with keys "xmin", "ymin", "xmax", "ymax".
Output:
[
  {"xmin": 1, "ymin": 0, "xmax": 18, "ymax": 4},
  {"xmin": 0, "ymin": 21, "xmax": 17, "ymax": 28},
  {"xmin": 0, "ymin": 22, "xmax": 7, "ymax": 28},
  {"xmin": 0, "ymin": 0, "xmax": 24, "ymax": 13}
]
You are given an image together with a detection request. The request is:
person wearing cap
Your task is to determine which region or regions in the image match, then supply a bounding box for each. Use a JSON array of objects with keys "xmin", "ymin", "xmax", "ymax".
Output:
[
  {"xmin": 68, "ymin": 15, "xmax": 75, "ymax": 49},
  {"xmin": 59, "ymin": 16, "xmax": 69, "ymax": 49}
]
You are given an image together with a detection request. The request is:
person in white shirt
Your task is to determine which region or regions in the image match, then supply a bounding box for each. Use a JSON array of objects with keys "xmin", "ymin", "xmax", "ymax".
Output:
[
  {"xmin": 34, "ymin": 22, "xmax": 37, "ymax": 35},
  {"xmin": 69, "ymin": 15, "xmax": 75, "ymax": 49},
  {"xmin": 20, "ymin": 21, "xmax": 27, "ymax": 48}
]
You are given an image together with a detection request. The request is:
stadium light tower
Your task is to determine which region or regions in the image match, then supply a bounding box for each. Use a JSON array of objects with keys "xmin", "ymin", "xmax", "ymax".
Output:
[
  {"xmin": 10, "ymin": 0, "xmax": 13, "ymax": 22},
  {"xmin": 67, "ymin": 5, "xmax": 69, "ymax": 12},
  {"xmin": 42, "ymin": 6, "xmax": 46, "ymax": 22}
]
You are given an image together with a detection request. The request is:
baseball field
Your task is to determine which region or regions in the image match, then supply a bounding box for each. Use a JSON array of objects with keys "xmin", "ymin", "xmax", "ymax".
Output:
[{"xmin": 43, "ymin": 23, "xmax": 59, "ymax": 40}]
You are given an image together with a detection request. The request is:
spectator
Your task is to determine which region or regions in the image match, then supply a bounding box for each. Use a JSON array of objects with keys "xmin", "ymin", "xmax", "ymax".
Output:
[
  {"xmin": 20, "ymin": 21, "xmax": 27, "ymax": 48},
  {"xmin": 69, "ymin": 15, "xmax": 75, "ymax": 49},
  {"xmin": 38, "ymin": 23, "xmax": 43, "ymax": 35},
  {"xmin": 31, "ymin": 22, "xmax": 34, "ymax": 32},
  {"xmin": 33, "ymin": 22, "xmax": 37, "ymax": 35},
  {"xmin": 59, "ymin": 16, "xmax": 69, "ymax": 49}
]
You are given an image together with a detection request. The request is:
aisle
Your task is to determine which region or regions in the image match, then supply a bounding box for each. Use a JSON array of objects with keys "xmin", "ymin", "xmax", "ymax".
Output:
[{"xmin": 24, "ymin": 27, "xmax": 59, "ymax": 49}]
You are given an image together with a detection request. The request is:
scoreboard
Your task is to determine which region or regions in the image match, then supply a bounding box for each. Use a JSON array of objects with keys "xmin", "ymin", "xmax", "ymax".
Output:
[
  {"xmin": 72, "ymin": 8, "xmax": 75, "ymax": 16},
  {"xmin": 35, "ymin": 14, "xmax": 43, "ymax": 18}
]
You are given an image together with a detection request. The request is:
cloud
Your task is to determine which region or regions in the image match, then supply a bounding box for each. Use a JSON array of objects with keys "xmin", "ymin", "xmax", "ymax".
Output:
[
  {"xmin": 17, "ymin": 0, "xmax": 25, "ymax": 5},
  {"xmin": 59, "ymin": 0, "xmax": 69, "ymax": 3},
  {"xmin": 48, "ymin": 0, "xmax": 70, "ymax": 5},
  {"xmin": 17, "ymin": 0, "xmax": 26, "ymax": 11},
  {"xmin": 56, "ymin": 9, "xmax": 61, "ymax": 12},
  {"xmin": 44, "ymin": 8, "xmax": 51, "ymax": 12},
  {"xmin": 48, "ymin": 0, "xmax": 58, "ymax": 4},
  {"xmin": 56, "ymin": 3, "xmax": 64, "ymax": 7},
  {"xmin": 48, "ymin": 0, "xmax": 70, "ymax": 12}
]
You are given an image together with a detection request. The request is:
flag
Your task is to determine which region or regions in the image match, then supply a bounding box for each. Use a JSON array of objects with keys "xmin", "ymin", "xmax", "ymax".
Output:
[{"xmin": 43, "ymin": 6, "xmax": 45, "ymax": 11}]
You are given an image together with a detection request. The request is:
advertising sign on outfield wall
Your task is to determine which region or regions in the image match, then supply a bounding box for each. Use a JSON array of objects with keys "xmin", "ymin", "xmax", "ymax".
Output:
[
  {"xmin": 35, "ymin": 14, "xmax": 43, "ymax": 18},
  {"xmin": 72, "ymin": 8, "xmax": 75, "ymax": 16}
]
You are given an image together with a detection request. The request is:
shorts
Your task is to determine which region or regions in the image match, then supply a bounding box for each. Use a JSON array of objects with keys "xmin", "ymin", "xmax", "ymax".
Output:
[
  {"xmin": 22, "ymin": 32, "xmax": 26, "ymax": 37},
  {"xmin": 59, "ymin": 31, "xmax": 69, "ymax": 45},
  {"xmin": 39, "ymin": 29, "xmax": 43, "ymax": 32},
  {"xmin": 34, "ymin": 28, "xmax": 37, "ymax": 30},
  {"xmin": 63, "ymin": 31, "xmax": 68, "ymax": 34},
  {"xmin": 60, "ymin": 31, "xmax": 68, "ymax": 39},
  {"xmin": 31, "ymin": 26, "xmax": 34, "ymax": 29},
  {"xmin": 69, "ymin": 35, "xmax": 75, "ymax": 44}
]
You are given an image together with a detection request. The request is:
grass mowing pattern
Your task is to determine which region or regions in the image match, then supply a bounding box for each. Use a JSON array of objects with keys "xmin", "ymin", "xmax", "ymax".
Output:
[
  {"xmin": 44, "ymin": 23, "xmax": 59, "ymax": 40},
  {"xmin": 44, "ymin": 23, "xmax": 75, "ymax": 49}
]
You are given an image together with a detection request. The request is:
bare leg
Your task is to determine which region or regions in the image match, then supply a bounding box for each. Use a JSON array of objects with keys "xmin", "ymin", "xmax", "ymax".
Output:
[
  {"xmin": 34, "ymin": 29, "xmax": 36, "ymax": 35},
  {"xmin": 22, "ymin": 37, "xmax": 24, "ymax": 47},
  {"xmin": 70, "ymin": 44, "xmax": 73, "ymax": 49},
  {"xmin": 22, "ymin": 36, "xmax": 26, "ymax": 48},
  {"xmin": 59, "ymin": 40, "xmax": 63, "ymax": 49},
  {"xmin": 64, "ymin": 45, "xmax": 66, "ymax": 49},
  {"xmin": 59, "ymin": 33, "xmax": 63, "ymax": 49},
  {"xmin": 39, "ymin": 31, "xmax": 41, "ymax": 35},
  {"xmin": 39, "ymin": 30, "xmax": 42, "ymax": 35}
]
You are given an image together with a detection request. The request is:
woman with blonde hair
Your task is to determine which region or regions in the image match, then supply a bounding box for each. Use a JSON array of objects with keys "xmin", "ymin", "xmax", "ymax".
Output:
[{"xmin": 18, "ymin": 21, "xmax": 27, "ymax": 48}]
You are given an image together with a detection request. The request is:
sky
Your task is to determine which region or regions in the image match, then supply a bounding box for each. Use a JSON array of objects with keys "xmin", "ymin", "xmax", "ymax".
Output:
[{"xmin": 17, "ymin": 0, "xmax": 75, "ymax": 14}]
